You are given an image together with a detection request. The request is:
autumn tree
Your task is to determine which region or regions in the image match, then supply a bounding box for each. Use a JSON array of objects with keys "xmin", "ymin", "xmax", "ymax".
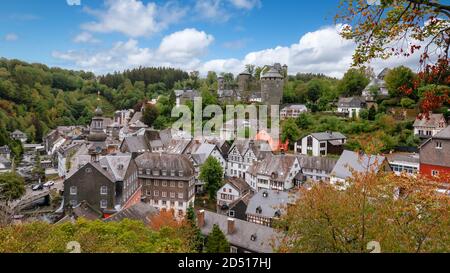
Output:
[
  {"xmin": 275, "ymin": 170, "xmax": 449, "ymax": 253},
  {"xmin": 199, "ymin": 156, "xmax": 224, "ymax": 201},
  {"xmin": 336, "ymin": 0, "xmax": 450, "ymax": 113},
  {"xmin": 205, "ymin": 224, "xmax": 230, "ymax": 253}
]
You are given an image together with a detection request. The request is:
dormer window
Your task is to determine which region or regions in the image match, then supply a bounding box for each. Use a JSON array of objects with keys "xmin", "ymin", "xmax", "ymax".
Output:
[
  {"xmin": 162, "ymin": 170, "xmax": 167, "ymax": 176},
  {"xmin": 274, "ymin": 210, "xmax": 281, "ymax": 218},
  {"xmin": 178, "ymin": 170, "xmax": 184, "ymax": 177},
  {"xmin": 436, "ymin": 141, "xmax": 443, "ymax": 149},
  {"xmin": 256, "ymin": 206, "xmax": 262, "ymax": 214},
  {"xmin": 171, "ymin": 170, "xmax": 175, "ymax": 176},
  {"xmin": 118, "ymin": 164, "xmax": 124, "ymax": 170},
  {"xmin": 250, "ymin": 234, "xmax": 257, "ymax": 241},
  {"xmin": 153, "ymin": 170, "xmax": 160, "ymax": 176}
]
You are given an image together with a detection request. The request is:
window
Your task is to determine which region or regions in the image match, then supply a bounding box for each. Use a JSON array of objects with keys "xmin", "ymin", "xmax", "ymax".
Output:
[
  {"xmin": 170, "ymin": 181, "xmax": 176, "ymax": 187},
  {"xmin": 162, "ymin": 191, "xmax": 167, "ymax": 198},
  {"xmin": 178, "ymin": 171, "xmax": 184, "ymax": 177},
  {"xmin": 178, "ymin": 193, "xmax": 184, "ymax": 199},
  {"xmin": 178, "ymin": 201, "xmax": 184, "ymax": 207},
  {"xmin": 230, "ymin": 246, "xmax": 238, "ymax": 253},
  {"xmin": 170, "ymin": 192, "xmax": 176, "ymax": 198},
  {"xmin": 229, "ymin": 210, "xmax": 235, "ymax": 217},
  {"xmin": 100, "ymin": 186, "xmax": 108, "ymax": 195},
  {"xmin": 162, "ymin": 181, "xmax": 167, "ymax": 187},
  {"xmin": 154, "ymin": 181, "xmax": 159, "ymax": 186},
  {"xmin": 432, "ymin": 170, "xmax": 439, "ymax": 177},
  {"xmin": 70, "ymin": 186, "xmax": 77, "ymax": 195},
  {"xmin": 162, "ymin": 170, "xmax": 167, "ymax": 176},
  {"xmin": 178, "ymin": 182, "xmax": 184, "ymax": 188},
  {"xmin": 85, "ymin": 167, "xmax": 92, "ymax": 173},
  {"xmin": 162, "ymin": 200, "xmax": 167, "ymax": 206},
  {"xmin": 154, "ymin": 190, "xmax": 159, "ymax": 197},
  {"xmin": 100, "ymin": 200, "xmax": 107, "ymax": 209},
  {"xmin": 436, "ymin": 142, "xmax": 443, "ymax": 149},
  {"xmin": 171, "ymin": 170, "xmax": 175, "ymax": 176}
]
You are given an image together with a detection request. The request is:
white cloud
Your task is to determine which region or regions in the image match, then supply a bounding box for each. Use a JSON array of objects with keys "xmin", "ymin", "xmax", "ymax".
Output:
[
  {"xmin": 53, "ymin": 28, "xmax": 214, "ymax": 74},
  {"xmin": 4, "ymin": 33, "xmax": 18, "ymax": 42},
  {"xmin": 81, "ymin": 0, "xmax": 186, "ymax": 37},
  {"xmin": 228, "ymin": 0, "xmax": 261, "ymax": 10},
  {"xmin": 73, "ymin": 32, "xmax": 100, "ymax": 43},
  {"xmin": 222, "ymin": 38, "xmax": 249, "ymax": 50},
  {"xmin": 195, "ymin": 0, "xmax": 231, "ymax": 22},
  {"xmin": 199, "ymin": 25, "xmax": 426, "ymax": 78},
  {"xmin": 67, "ymin": 0, "xmax": 81, "ymax": 6},
  {"xmin": 54, "ymin": 25, "xmax": 427, "ymax": 78}
]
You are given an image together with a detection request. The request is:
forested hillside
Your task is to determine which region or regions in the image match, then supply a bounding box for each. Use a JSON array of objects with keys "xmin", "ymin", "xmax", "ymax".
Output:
[{"xmin": 0, "ymin": 58, "xmax": 188, "ymax": 148}]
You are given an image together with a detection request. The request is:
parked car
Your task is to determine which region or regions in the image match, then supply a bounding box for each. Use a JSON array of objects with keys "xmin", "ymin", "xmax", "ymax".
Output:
[
  {"xmin": 43, "ymin": 181, "xmax": 55, "ymax": 188},
  {"xmin": 32, "ymin": 183, "xmax": 44, "ymax": 191}
]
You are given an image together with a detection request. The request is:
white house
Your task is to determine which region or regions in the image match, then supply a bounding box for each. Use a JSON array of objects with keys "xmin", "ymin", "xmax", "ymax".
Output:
[
  {"xmin": 216, "ymin": 177, "xmax": 252, "ymax": 209},
  {"xmin": 227, "ymin": 139, "xmax": 272, "ymax": 180},
  {"xmin": 413, "ymin": 113, "xmax": 447, "ymax": 139},
  {"xmin": 386, "ymin": 153, "xmax": 420, "ymax": 176},
  {"xmin": 294, "ymin": 132, "xmax": 346, "ymax": 157},
  {"xmin": 246, "ymin": 154, "xmax": 301, "ymax": 192},
  {"xmin": 280, "ymin": 104, "xmax": 307, "ymax": 120},
  {"xmin": 330, "ymin": 150, "xmax": 391, "ymax": 189},
  {"xmin": 337, "ymin": 97, "xmax": 366, "ymax": 118},
  {"xmin": 10, "ymin": 129, "xmax": 27, "ymax": 143}
]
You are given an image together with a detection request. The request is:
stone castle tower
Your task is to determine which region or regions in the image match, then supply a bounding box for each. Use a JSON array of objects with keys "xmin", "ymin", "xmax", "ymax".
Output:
[
  {"xmin": 237, "ymin": 71, "xmax": 252, "ymax": 100},
  {"xmin": 260, "ymin": 63, "xmax": 286, "ymax": 106}
]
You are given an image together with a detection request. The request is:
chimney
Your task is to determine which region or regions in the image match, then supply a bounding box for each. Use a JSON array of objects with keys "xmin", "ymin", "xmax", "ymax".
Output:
[
  {"xmin": 198, "ymin": 209, "xmax": 205, "ymax": 228},
  {"xmin": 227, "ymin": 218, "xmax": 235, "ymax": 234}
]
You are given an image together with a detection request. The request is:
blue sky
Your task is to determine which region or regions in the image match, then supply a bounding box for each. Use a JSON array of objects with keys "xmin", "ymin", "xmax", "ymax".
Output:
[{"xmin": 0, "ymin": 0, "xmax": 423, "ymax": 77}]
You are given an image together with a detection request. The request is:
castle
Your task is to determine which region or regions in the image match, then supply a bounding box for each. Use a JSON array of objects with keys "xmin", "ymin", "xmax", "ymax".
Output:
[{"xmin": 217, "ymin": 63, "xmax": 287, "ymax": 106}]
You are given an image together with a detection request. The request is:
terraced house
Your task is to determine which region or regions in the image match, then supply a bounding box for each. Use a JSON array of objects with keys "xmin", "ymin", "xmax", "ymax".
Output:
[
  {"xmin": 135, "ymin": 153, "xmax": 196, "ymax": 217},
  {"xmin": 246, "ymin": 153, "xmax": 301, "ymax": 191}
]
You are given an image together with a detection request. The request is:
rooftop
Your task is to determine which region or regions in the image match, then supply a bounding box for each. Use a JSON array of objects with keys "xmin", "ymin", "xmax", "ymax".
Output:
[{"xmin": 331, "ymin": 150, "xmax": 387, "ymax": 180}]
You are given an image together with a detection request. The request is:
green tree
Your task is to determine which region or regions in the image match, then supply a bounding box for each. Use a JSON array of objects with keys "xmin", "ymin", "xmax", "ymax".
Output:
[
  {"xmin": 337, "ymin": 68, "xmax": 369, "ymax": 97},
  {"xmin": 205, "ymin": 224, "xmax": 230, "ymax": 253},
  {"xmin": 281, "ymin": 119, "xmax": 301, "ymax": 145},
  {"xmin": 199, "ymin": 157, "xmax": 224, "ymax": 201},
  {"xmin": 141, "ymin": 104, "xmax": 160, "ymax": 128},
  {"xmin": 0, "ymin": 172, "xmax": 25, "ymax": 204},
  {"xmin": 385, "ymin": 66, "xmax": 416, "ymax": 98}
]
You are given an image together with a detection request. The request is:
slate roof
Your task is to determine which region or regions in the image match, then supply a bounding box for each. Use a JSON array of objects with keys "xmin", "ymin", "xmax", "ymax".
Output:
[
  {"xmin": 413, "ymin": 113, "xmax": 447, "ymax": 128},
  {"xmin": 310, "ymin": 131, "xmax": 346, "ymax": 141},
  {"xmin": 261, "ymin": 67, "xmax": 283, "ymax": 79},
  {"xmin": 246, "ymin": 189, "xmax": 299, "ymax": 218},
  {"xmin": 230, "ymin": 139, "xmax": 272, "ymax": 159},
  {"xmin": 386, "ymin": 153, "xmax": 420, "ymax": 164},
  {"xmin": 0, "ymin": 145, "xmax": 10, "ymax": 155},
  {"xmin": 121, "ymin": 136, "xmax": 149, "ymax": 153},
  {"xmin": 134, "ymin": 153, "xmax": 195, "ymax": 177},
  {"xmin": 331, "ymin": 150, "xmax": 387, "ymax": 180},
  {"xmin": 199, "ymin": 210, "xmax": 279, "ymax": 253},
  {"xmin": 99, "ymin": 154, "xmax": 132, "ymax": 182},
  {"xmin": 338, "ymin": 97, "xmax": 365, "ymax": 108},
  {"xmin": 225, "ymin": 177, "xmax": 251, "ymax": 194},
  {"xmin": 434, "ymin": 125, "xmax": 450, "ymax": 139},
  {"xmin": 72, "ymin": 201, "xmax": 103, "ymax": 220},
  {"xmin": 281, "ymin": 104, "xmax": 307, "ymax": 112},
  {"xmin": 11, "ymin": 129, "xmax": 26, "ymax": 136},
  {"xmin": 129, "ymin": 112, "xmax": 143, "ymax": 124},
  {"xmin": 296, "ymin": 155, "xmax": 337, "ymax": 172},
  {"xmin": 248, "ymin": 154, "xmax": 298, "ymax": 182},
  {"xmin": 104, "ymin": 203, "xmax": 158, "ymax": 225}
]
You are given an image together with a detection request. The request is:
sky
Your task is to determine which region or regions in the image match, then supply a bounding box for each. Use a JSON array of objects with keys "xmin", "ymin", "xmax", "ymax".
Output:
[{"xmin": 0, "ymin": 0, "xmax": 430, "ymax": 77}]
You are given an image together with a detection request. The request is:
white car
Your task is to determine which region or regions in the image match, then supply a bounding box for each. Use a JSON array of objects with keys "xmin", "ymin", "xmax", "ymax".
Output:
[{"xmin": 43, "ymin": 181, "xmax": 55, "ymax": 188}]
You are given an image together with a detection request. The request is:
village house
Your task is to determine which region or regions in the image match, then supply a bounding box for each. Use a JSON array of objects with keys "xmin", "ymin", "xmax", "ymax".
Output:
[
  {"xmin": 245, "ymin": 189, "xmax": 299, "ymax": 227},
  {"xmin": 0, "ymin": 155, "xmax": 11, "ymax": 173},
  {"xmin": 295, "ymin": 155, "xmax": 338, "ymax": 185},
  {"xmin": 246, "ymin": 153, "xmax": 301, "ymax": 191},
  {"xmin": 227, "ymin": 139, "xmax": 272, "ymax": 180},
  {"xmin": 294, "ymin": 131, "xmax": 346, "ymax": 157},
  {"xmin": 218, "ymin": 191, "xmax": 254, "ymax": 220},
  {"xmin": 413, "ymin": 113, "xmax": 447, "ymax": 139},
  {"xmin": 190, "ymin": 143, "xmax": 227, "ymax": 192},
  {"xmin": 0, "ymin": 145, "xmax": 11, "ymax": 161},
  {"xmin": 10, "ymin": 129, "xmax": 27, "ymax": 143},
  {"xmin": 337, "ymin": 97, "xmax": 366, "ymax": 118},
  {"xmin": 57, "ymin": 140, "xmax": 83, "ymax": 178},
  {"xmin": 330, "ymin": 150, "xmax": 392, "ymax": 189},
  {"xmin": 63, "ymin": 153, "xmax": 140, "ymax": 218},
  {"xmin": 386, "ymin": 152, "xmax": 420, "ymax": 176},
  {"xmin": 280, "ymin": 104, "xmax": 308, "ymax": 120},
  {"xmin": 362, "ymin": 68, "xmax": 390, "ymax": 99},
  {"xmin": 197, "ymin": 210, "xmax": 279, "ymax": 253},
  {"xmin": 419, "ymin": 125, "xmax": 450, "ymax": 182},
  {"xmin": 216, "ymin": 177, "xmax": 252, "ymax": 210},
  {"xmin": 135, "ymin": 153, "xmax": 196, "ymax": 217}
]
